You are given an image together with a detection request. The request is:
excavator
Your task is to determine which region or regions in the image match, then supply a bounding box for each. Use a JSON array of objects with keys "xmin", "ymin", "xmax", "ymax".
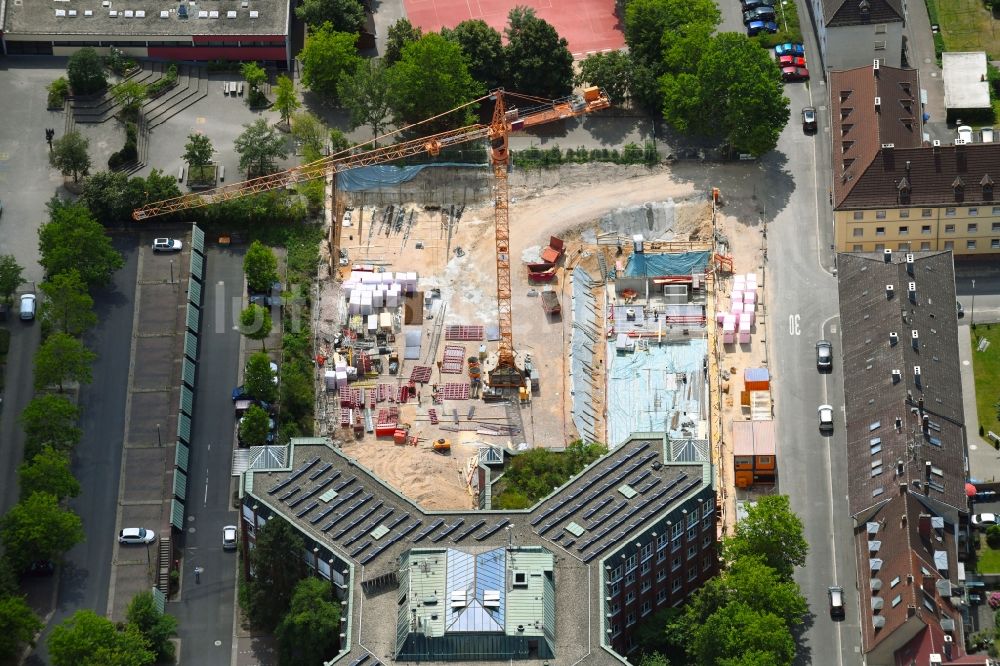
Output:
[{"xmin": 132, "ymin": 87, "xmax": 611, "ymax": 387}]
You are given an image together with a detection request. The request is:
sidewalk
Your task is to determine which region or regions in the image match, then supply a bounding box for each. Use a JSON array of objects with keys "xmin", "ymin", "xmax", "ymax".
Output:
[
  {"xmin": 903, "ymin": 0, "xmax": 949, "ymax": 141},
  {"xmin": 959, "ymin": 323, "xmax": 1000, "ymax": 483}
]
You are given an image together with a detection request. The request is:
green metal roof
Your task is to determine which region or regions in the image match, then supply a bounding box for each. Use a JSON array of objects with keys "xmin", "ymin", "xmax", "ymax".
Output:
[
  {"xmin": 189, "ymin": 251, "xmax": 204, "ymax": 281},
  {"xmin": 184, "ymin": 331, "xmax": 198, "ymax": 361},
  {"xmin": 185, "ymin": 302, "xmax": 200, "ymax": 333},
  {"xmin": 174, "ymin": 441, "xmax": 189, "ymax": 472},
  {"xmin": 182, "ymin": 358, "xmax": 196, "ymax": 388},
  {"xmin": 151, "ymin": 587, "xmax": 166, "ymax": 613},
  {"xmin": 170, "ymin": 499, "xmax": 184, "ymax": 530},
  {"xmin": 180, "ymin": 386, "xmax": 194, "ymax": 416},
  {"xmin": 177, "ymin": 413, "xmax": 191, "ymax": 444},
  {"xmin": 188, "ymin": 279, "xmax": 202, "ymax": 306},
  {"xmin": 191, "ymin": 224, "xmax": 205, "ymax": 254},
  {"xmin": 402, "ymin": 549, "xmax": 448, "ymax": 637},
  {"xmin": 173, "ymin": 469, "xmax": 187, "ymax": 500},
  {"xmin": 504, "ymin": 548, "xmax": 554, "ymax": 637}
]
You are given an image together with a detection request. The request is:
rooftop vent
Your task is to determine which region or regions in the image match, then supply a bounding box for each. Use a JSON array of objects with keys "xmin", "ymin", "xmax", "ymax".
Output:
[
  {"xmin": 873, "ymin": 59, "xmax": 881, "ymax": 70},
  {"xmin": 914, "ymin": 366, "xmax": 922, "ymax": 388},
  {"xmin": 908, "ymin": 281, "xmax": 917, "ymax": 302},
  {"xmin": 890, "ymin": 331, "xmax": 899, "ymax": 345},
  {"xmin": 881, "ymin": 143, "xmax": 895, "ymax": 149},
  {"xmin": 905, "ymin": 252, "xmax": 914, "ymax": 268},
  {"xmin": 227, "ymin": 10, "xmax": 237, "ymax": 17},
  {"xmin": 875, "ymin": 96, "xmax": 882, "ymax": 110},
  {"xmin": 883, "ymin": 248, "xmax": 893, "ymax": 263},
  {"xmin": 68, "ymin": 9, "xmax": 77, "ymax": 16},
  {"xmin": 886, "ymin": 283, "xmax": 895, "ymax": 299},
  {"xmin": 159, "ymin": 9, "xmax": 168, "ymax": 17},
  {"xmin": 513, "ymin": 572, "xmax": 528, "ymax": 587},
  {"xmin": 84, "ymin": 9, "xmax": 93, "ymax": 15},
  {"xmin": 54, "ymin": 9, "xmax": 66, "ymax": 16},
  {"xmin": 911, "ymin": 329, "xmax": 919, "ymax": 349},
  {"xmin": 956, "ymin": 138, "xmax": 968, "ymax": 145},
  {"xmin": 109, "ymin": 9, "xmax": 118, "ymax": 16},
  {"xmin": 249, "ymin": 9, "xmax": 259, "ymax": 17},
  {"xmin": 209, "ymin": 9, "xmax": 219, "ymax": 17},
  {"xmin": 135, "ymin": 9, "xmax": 145, "ymax": 17},
  {"xmin": 123, "ymin": 9, "xmax": 133, "ymax": 17},
  {"xmin": 891, "ymin": 369, "xmax": 901, "ymax": 384}
]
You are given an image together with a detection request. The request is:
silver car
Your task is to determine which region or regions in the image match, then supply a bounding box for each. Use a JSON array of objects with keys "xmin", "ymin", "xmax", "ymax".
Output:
[
  {"xmin": 152, "ymin": 238, "xmax": 183, "ymax": 252},
  {"xmin": 222, "ymin": 525, "xmax": 238, "ymax": 550},
  {"xmin": 119, "ymin": 527, "xmax": 156, "ymax": 544}
]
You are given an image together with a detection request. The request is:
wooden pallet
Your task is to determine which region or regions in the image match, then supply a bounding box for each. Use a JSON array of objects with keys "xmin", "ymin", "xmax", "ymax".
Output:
[
  {"xmin": 445, "ymin": 325, "xmax": 484, "ymax": 341},
  {"xmin": 441, "ymin": 345, "xmax": 465, "ymax": 374}
]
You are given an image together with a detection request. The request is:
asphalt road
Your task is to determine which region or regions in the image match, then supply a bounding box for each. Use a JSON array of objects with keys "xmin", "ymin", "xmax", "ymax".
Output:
[
  {"xmin": 0, "ymin": 319, "xmax": 41, "ymax": 513},
  {"xmin": 172, "ymin": 246, "xmax": 243, "ymax": 666},
  {"xmin": 28, "ymin": 238, "xmax": 138, "ymax": 664}
]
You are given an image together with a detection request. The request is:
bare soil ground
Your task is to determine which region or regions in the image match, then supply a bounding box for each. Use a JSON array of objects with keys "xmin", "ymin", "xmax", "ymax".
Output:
[{"xmin": 317, "ymin": 164, "xmax": 744, "ymax": 511}]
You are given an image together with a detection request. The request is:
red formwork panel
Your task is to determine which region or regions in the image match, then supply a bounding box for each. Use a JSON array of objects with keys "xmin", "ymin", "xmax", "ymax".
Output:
[
  {"xmin": 410, "ymin": 366, "xmax": 433, "ymax": 383},
  {"xmin": 445, "ymin": 325, "xmax": 484, "ymax": 341},
  {"xmin": 441, "ymin": 383, "xmax": 471, "ymax": 400},
  {"xmin": 441, "ymin": 345, "xmax": 465, "ymax": 374}
]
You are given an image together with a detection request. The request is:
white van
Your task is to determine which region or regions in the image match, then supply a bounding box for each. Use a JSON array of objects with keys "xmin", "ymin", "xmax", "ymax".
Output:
[{"xmin": 19, "ymin": 293, "xmax": 36, "ymax": 320}]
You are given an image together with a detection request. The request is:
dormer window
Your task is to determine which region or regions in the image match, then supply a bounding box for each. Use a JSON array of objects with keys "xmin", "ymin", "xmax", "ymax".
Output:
[
  {"xmin": 953, "ymin": 176, "xmax": 965, "ymax": 202},
  {"xmin": 982, "ymin": 173, "xmax": 994, "ymax": 200},
  {"xmin": 898, "ymin": 177, "xmax": 911, "ymax": 204},
  {"xmin": 859, "ymin": 0, "xmax": 871, "ymax": 15}
]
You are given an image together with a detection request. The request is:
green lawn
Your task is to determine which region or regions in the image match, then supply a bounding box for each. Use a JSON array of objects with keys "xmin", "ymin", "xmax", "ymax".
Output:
[
  {"xmin": 978, "ymin": 535, "xmax": 1000, "ymax": 573},
  {"xmin": 928, "ymin": 0, "xmax": 1000, "ymax": 56},
  {"xmin": 971, "ymin": 325, "xmax": 1000, "ymax": 440}
]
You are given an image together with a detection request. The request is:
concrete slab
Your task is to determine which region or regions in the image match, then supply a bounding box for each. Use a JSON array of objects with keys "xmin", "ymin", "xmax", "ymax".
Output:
[
  {"xmin": 110, "ymin": 561, "xmax": 157, "ymax": 622},
  {"xmin": 942, "ymin": 52, "xmax": 990, "ymax": 111},
  {"xmin": 138, "ymin": 282, "xmax": 183, "ymax": 333},
  {"xmin": 123, "ymin": 447, "xmax": 169, "ymax": 503},
  {"xmin": 133, "ymin": 336, "xmax": 178, "ymax": 391},
  {"xmin": 143, "ymin": 244, "xmax": 189, "ymax": 284},
  {"xmin": 127, "ymin": 390, "xmax": 173, "ymax": 446}
]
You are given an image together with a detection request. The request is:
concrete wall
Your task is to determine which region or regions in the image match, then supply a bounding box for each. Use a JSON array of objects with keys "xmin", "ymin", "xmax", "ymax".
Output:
[
  {"xmin": 825, "ymin": 21, "xmax": 904, "ymax": 70},
  {"xmin": 342, "ymin": 167, "xmax": 492, "ymax": 208},
  {"xmin": 835, "ymin": 204, "xmax": 1000, "ymax": 254}
]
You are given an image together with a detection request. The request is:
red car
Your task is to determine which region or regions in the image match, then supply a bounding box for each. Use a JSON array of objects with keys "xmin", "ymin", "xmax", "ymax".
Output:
[
  {"xmin": 781, "ymin": 66, "xmax": 810, "ymax": 82},
  {"xmin": 779, "ymin": 55, "xmax": 806, "ymax": 68}
]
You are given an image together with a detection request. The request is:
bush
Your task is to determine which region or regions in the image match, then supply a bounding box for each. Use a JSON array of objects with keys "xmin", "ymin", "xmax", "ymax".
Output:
[
  {"xmin": 147, "ymin": 64, "xmax": 178, "ymax": 98},
  {"xmin": 108, "ymin": 122, "xmax": 138, "ymax": 170},
  {"xmin": 47, "ymin": 77, "xmax": 70, "ymax": 108},
  {"xmin": 513, "ymin": 141, "xmax": 658, "ymax": 168},
  {"xmin": 987, "ymin": 524, "xmax": 1000, "ymax": 549}
]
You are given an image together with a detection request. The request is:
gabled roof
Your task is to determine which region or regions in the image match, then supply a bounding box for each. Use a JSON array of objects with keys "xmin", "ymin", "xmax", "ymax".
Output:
[
  {"xmin": 830, "ymin": 64, "xmax": 922, "ymax": 209},
  {"xmin": 822, "ymin": 0, "xmax": 903, "ymax": 26}
]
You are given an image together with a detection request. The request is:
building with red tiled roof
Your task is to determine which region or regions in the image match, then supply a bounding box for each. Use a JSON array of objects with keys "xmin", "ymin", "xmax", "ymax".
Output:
[{"xmin": 831, "ymin": 62, "xmax": 1000, "ymax": 257}]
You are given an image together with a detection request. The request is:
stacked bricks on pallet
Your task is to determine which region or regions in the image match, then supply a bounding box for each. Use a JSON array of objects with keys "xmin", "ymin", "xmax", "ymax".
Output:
[{"xmin": 375, "ymin": 407, "xmax": 399, "ymax": 437}]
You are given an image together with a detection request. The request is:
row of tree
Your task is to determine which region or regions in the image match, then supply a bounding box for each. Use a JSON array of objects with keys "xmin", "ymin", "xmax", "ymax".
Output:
[{"xmin": 635, "ymin": 495, "xmax": 809, "ymax": 666}]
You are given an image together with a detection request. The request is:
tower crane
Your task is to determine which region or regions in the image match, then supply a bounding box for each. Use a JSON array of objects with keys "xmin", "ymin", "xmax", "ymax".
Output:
[{"xmin": 133, "ymin": 88, "xmax": 611, "ymax": 387}]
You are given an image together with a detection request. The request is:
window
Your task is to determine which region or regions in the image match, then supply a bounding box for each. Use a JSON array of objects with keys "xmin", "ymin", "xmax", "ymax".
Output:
[
  {"xmin": 672, "ymin": 523, "xmax": 682, "ymax": 551},
  {"xmin": 625, "ymin": 591, "xmax": 635, "ymax": 605},
  {"xmin": 945, "ymin": 224, "xmax": 956, "ymax": 233},
  {"xmin": 899, "ymin": 209, "xmax": 910, "ymax": 218},
  {"xmin": 703, "ymin": 534, "xmax": 713, "ymax": 549},
  {"xmin": 672, "ymin": 556, "xmax": 681, "ymax": 571},
  {"xmin": 688, "ymin": 566, "xmax": 698, "ymax": 581},
  {"xmin": 876, "ymin": 22, "xmax": 887, "ymax": 32},
  {"xmin": 672, "ymin": 578, "xmax": 682, "ymax": 592},
  {"xmin": 969, "ymin": 223, "xmax": 979, "ymax": 232},
  {"xmin": 611, "ymin": 602, "xmax": 621, "ymax": 615},
  {"xmin": 702, "ymin": 504, "xmax": 714, "ymax": 529},
  {"xmin": 876, "ymin": 210, "xmax": 887, "ymax": 219},
  {"xmin": 994, "ymin": 206, "xmax": 1000, "ymax": 215},
  {"xmin": 641, "ymin": 561, "xmax": 651, "ymax": 575},
  {"xmin": 657, "ymin": 588, "xmax": 667, "ymax": 603},
  {"xmin": 703, "ymin": 557, "xmax": 714, "ymax": 571},
  {"xmin": 687, "ymin": 545, "xmax": 697, "ymax": 560},
  {"xmin": 611, "ymin": 623, "xmax": 621, "ymax": 638},
  {"xmin": 970, "ymin": 207, "xmax": 980, "ymax": 217},
  {"xmin": 656, "ymin": 533, "xmax": 668, "ymax": 551},
  {"xmin": 641, "ymin": 601, "xmax": 652, "ymax": 617},
  {"xmin": 853, "ymin": 227, "xmax": 864, "ymax": 237},
  {"xmin": 657, "ymin": 569, "xmax": 667, "ymax": 582},
  {"xmin": 657, "ymin": 549, "xmax": 666, "ymax": 563},
  {"xmin": 921, "ymin": 225, "xmax": 932, "ymax": 234},
  {"xmin": 946, "ymin": 207, "xmax": 957, "ymax": 217},
  {"xmin": 891, "ymin": 595, "xmax": 902, "ymax": 607},
  {"xmin": 641, "ymin": 580, "xmax": 652, "ymax": 593},
  {"xmin": 992, "ymin": 239, "xmax": 1000, "ymax": 249},
  {"xmin": 898, "ymin": 225, "xmax": 908, "ymax": 235},
  {"xmin": 890, "ymin": 575, "xmax": 901, "ymax": 588},
  {"xmin": 874, "ymin": 40, "xmax": 886, "ymax": 50},
  {"xmin": 641, "ymin": 542, "xmax": 653, "ymax": 563},
  {"xmin": 625, "ymin": 572, "xmax": 635, "ymax": 586},
  {"xmin": 687, "ymin": 525, "xmax": 697, "ymax": 540},
  {"xmin": 687, "ymin": 511, "xmax": 698, "ymax": 528},
  {"xmin": 945, "ymin": 241, "xmax": 954, "ymax": 250},
  {"xmin": 625, "ymin": 554, "xmax": 637, "ymax": 574},
  {"xmin": 609, "ymin": 566, "xmax": 622, "ymax": 583},
  {"xmin": 898, "ymin": 242, "xmax": 910, "ymax": 251},
  {"xmin": 627, "ymin": 612, "xmax": 636, "ymax": 627},
  {"xmin": 854, "ymin": 211, "xmax": 864, "ymax": 220},
  {"xmin": 968, "ymin": 240, "xmax": 977, "ymax": 250},
  {"xmin": 609, "ymin": 582, "xmax": 620, "ymax": 596},
  {"xmin": 875, "ymin": 244, "xmax": 885, "ymax": 251},
  {"xmin": 920, "ymin": 242, "xmax": 931, "ymax": 250},
  {"xmin": 992, "ymin": 222, "xmax": 1000, "ymax": 232},
  {"xmin": 853, "ymin": 244, "xmax": 864, "ymax": 251},
  {"xmin": 875, "ymin": 226, "xmax": 886, "ymax": 236}
]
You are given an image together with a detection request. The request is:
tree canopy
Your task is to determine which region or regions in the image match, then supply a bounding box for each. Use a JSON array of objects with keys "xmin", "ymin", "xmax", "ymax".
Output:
[
  {"xmin": 690, "ymin": 602, "xmax": 795, "ymax": 666},
  {"xmin": 0, "ymin": 255, "xmax": 25, "ymax": 304},
  {"xmin": 503, "ymin": 7, "xmax": 574, "ymax": 99},
  {"xmin": 18, "ymin": 446, "xmax": 81, "ymax": 501},
  {"xmin": 39, "ymin": 199, "xmax": 124, "ymax": 286},
  {"xmin": 442, "ymin": 20, "xmax": 506, "ymax": 93},
  {"xmin": 723, "ymin": 494, "xmax": 806, "ymax": 580},
  {"xmin": 48, "ymin": 609, "xmax": 154, "ymax": 666},
  {"xmin": 19, "ymin": 393, "xmax": 81, "ymax": 457},
  {"xmin": 274, "ymin": 75, "xmax": 301, "ymax": 126},
  {"xmin": 624, "ymin": 0, "xmax": 720, "ymax": 67},
  {"xmin": 126, "ymin": 591, "xmax": 177, "ymax": 662},
  {"xmin": 384, "ymin": 18, "xmax": 422, "ymax": 65},
  {"xmin": 388, "ymin": 33, "xmax": 484, "ymax": 130},
  {"xmin": 34, "ymin": 332, "xmax": 96, "ymax": 392},
  {"xmin": 494, "ymin": 440, "xmax": 607, "ymax": 509},
  {"xmin": 81, "ymin": 169, "xmax": 180, "ymax": 225},
  {"xmin": 49, "ymin": 131, "xmax": 91, "ymax": 183},
  {"xmin": 0, "ymin": 595, "xmax": 44, "ymax": 663},
  {"xmin": 239, "ymin": 404, "xmax": 271, "ymax": 447},
  {"xmin": 39, "ymin": 269, "xmax": 98, "ymax": 337},
  {"xmin": 338, "ymin": 58, "xmax": 393, "ymax": 143},
  {"xmin": 243, "ymin": 240, "xmax": 279, "ymax": 293},
  {"xmin": 235, "ymin": 119, "xmax": 288, "ymax": 178},
  {"xmin": 275, "ymin": 577, "xmax": 342, "ymax": 665},
  {"xmin": 291, "ymin": 112, "xmax": 328, "ymax": 157},
  {"xmin": 111, "ymin": 80, "xmax": 147, "ymax": 114},
  {"xmin": 244, "ymin": 351, "xmax": 277, "ymax": 402},
  {"xmin": 1, "ymin": 492, "xmax": 84, "ymax": 573},
  {"xmin": 244, "ymin": 517, "xmax": 307, "ymax": 630},
  {"xmin": 295, "ymin": 0, "xmax": 365, "ymax": 32},
  {"xmin": 66, "ymin": 47, "xmax": 107, "ymax": 95},
  {"xmin": 184, "ymin": 133, "xmax": 214, "ymax": 167},
  {"xmin": 299, "ymin": 24, "xmax": 362, "ymax": 102},
  {"xmin": 239, "ymin": 305, "xmax": 273, "ymax": 350},
  {"xmin": 576, "ymin": 51, "xmax": 633, "ymax": 105}
]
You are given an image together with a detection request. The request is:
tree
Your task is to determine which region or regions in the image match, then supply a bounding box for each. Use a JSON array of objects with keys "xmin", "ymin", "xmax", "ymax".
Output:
[
  {"xmin": 47, "ymin": 76, "xmax": 71, "ymax": 108},
  {"xmin": 49, "ymin": 131, "xmax": 91, "ymax": 183},
  {"xmin": 125, "ymin": 169, "xmax": 182, "ymax": 213},
  {"xmin": 280, "ymin": 361, "xmax": 314, "ymax": 433},
  {"xmin": 503, "ymin": 7, "xmax": 574, "ymax": 99},
  {"xmin": 623, "ymin": 0, "xmax": 719, "ymax": 67},
  {"xmin": 291, "ymin": 111, "xmax": 328, "ymax": 158},
  {"xmin": 0, "ymin": 595, "xmax": 44, "ymax": 662},
  {"xmin": 240, "ymin": 305, "xmax": 273, "ymax": 350},
  {"xmin": 244, "ymin": 352, "xmax": 277, "ymax": 402},
  {"xmin": 494, "ymin": 440, "xmax": 607, "ymax": 507},
  {"xmin": 0, "ymin": 492, "xmax": 84, "ymax": 573},
  {"xmin": 18, "ymin": 446, "xmax": 80, "ymax": 500},
  {"xmin": 274, "ymin": 75, "xmax": 301, "ymax": 126},
  {"xmin": 34, "ymin": 332, "xmax": 96, "ymax": 392},
  {"xmin": 19, "ymin": 394, "xmax": 82, "ymax": 456},
  {"xmin": 275, "ymin": 577, "xmax": 342, "ymax": 665},
  {"xmin": 126, "ymin": 591, "xmax": 177, "ymax": 662},
  {"xmin": 39, "ymin": 270, "xmax": 97, "ymax": 337},
  {"xmin": 665, "ymin": 32, "xmax": 788, "ymax": 157},
  {"xmin": 576, "ymin": 51, "xmax": 633, "ymax": 105},
  {"xmin": 241, "ymin": 62, "xmax": 269, "ymax": 105},
  {"xmin": 48, "ymin": 610, "xmax": 154, "ymax": 666},
  {"xmin": 442, "ymin": 19, "xmax": 506, "ymax": 92},
  {"xmin": 0, "ymin": 255, "xmax": 25, "ymax": 304},
  {"xmin": 988, "ymin": 524, "xmax": 1000, "ymax": 549},
  {"xmin": 110, "ymin": 80, "xmax": 147, "ymax": 115},
  {"xmin": 235, "ymin": 119, "xmax": 288, "ymax": 178},
  {"xmin": 299, "ymin": 24, "xmax": 362, "ymax": 102},
  {"xmin": 239, "ymin": 404, "xmax": 271, "ymax": 447},
  {"xmin": 39, "ymin": 199, "xmax": 124, "ymax": 286},
  {"xmin": 184, "ymin": 133, "xmax": 214, "ymax": 168},
  {"xmin": 639, "ymin": 654, "xmax": 672, "ymax": 666},
  {"xmin": 66, "ymin": 47, "xmax": 107, "ymax": 95},
  {"xmin": 295, "ymin": 0, "xmax": 364, "ymax": 32},
  {"xmin": 243, "ymin": 240, "xmax": 279, "ymax": 293},
  {"xmin": 245, "ymin": 517, "xmax": 307, "ymax": 630},
  {"xmin": 723, "ymin": 494, "xmax": 806, "ymax": 580},
  {"xmin": 384, "ymin": 18, "xmax": 422, "ymax": 65},
  {"xmin": 690, "ymin": 602, "xmax": 795, "ymax": 666},
  {"xmin": 81, "ymin": 170, "xmax": 131, "ymax": 225},
  {"xmin": 337, "ymin": 58, "xmax": 392, "ymax": 142},
  {"xmin": 388, "ymin": 33, "xmax": 483, "ymax": 129}
]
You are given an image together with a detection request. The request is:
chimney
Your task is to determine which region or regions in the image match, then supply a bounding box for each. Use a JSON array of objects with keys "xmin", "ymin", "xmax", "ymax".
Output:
[
  {"xmin": 875, "ymin": 96, "xmax": 882, "ymax": 111},
  {"xmin": 911, "ymin": 329, "xmax": 919, "ymax": 349},
  {"xmin": 908, "ymin": 281, "xmax": 917, "ymax": 303},
  {"xmin": 918, "ymin": 513, "xmax": 932, "ymax": 540},
  {"xmin": 897, "ymin": 460, "xmax": 904, "ymax": 475},
  {"xmin": 982, "ymin": 173, "xmax": 994, "ymax": 200},
  {"xmin": 922, "ymin": 413, "xmax": 929, "ymax": 431},
  {"xmin": 886, "ymin": 283, "xmax": 895, "ymax": 299},
  {"xmin": 873, "ymin": 58, "xmax": 880, "ymax": 72},
  {"xmin": 889, "ymin": 331, "xmax": 899, "ymax": 345},
  {"xmin": 905, "ymin": 253, "xmax": 914, "ymax": 275},
  {"xmin": 925, "ymin": 460, "xmax": 932, "ymax": 479},
  {"xmin": 914, "ymin": 365, "xmax": 922, "ymax": 388},
  {"xmin": 905, "ymin": 160, "xmax": 911, "ymax": 173},
  {"xmin": 884, "ymin": 248, "xmax": 893, "ymax": 263},
  {"xmin": 891, "ymin": 369, "xmax": 902, "ymax": 384}
]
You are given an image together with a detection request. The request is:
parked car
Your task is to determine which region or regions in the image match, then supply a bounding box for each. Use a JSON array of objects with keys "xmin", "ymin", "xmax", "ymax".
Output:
[
  {"xmin": 741, "ymin": 0, "xmax": 775, "ymax": 10},
  {"xmin": 829, "ymin": 586, "xmax": 845, "ymax": 619},
  {"xmin": 25, "ymin": 560, "xmax": 55, "ymax": 576},
  {"xmin": 119, "ymin": 527, "xmax": 156, "ymax": 544},
  {"xmin": 781, "ymin": 66, "xmax": 810, "ymax": 82},
  {"xmin": 802, "ymin": 106, "xmax": 817, "ymax": 132},
  {"xmin": 957, "ymin": 300, "xmax": 965, "ymax": 318},
  {"xmin": 972, "ymin": 513, "xmax": 998, "ymax": 527},
  {"xmin": 957, "ymin": 125, "xmax": 973, "ymax": 143},
  {"xmin": 743, "ymin": 6, "xmax": 775, "ymax": 23},
  {"xmin": 779, "ymin": 55, "xmax": 807, "ymax": 68},
  {"xmin": 222, "ymin": 525, "xmax": 238, "ymax": 550},
  {"xmin": 746, "ymin": 19, "xmax": 778, "ymax": 35},
  {"xmin": 816, "ymin": 340, "xmax": 832, "ymax": 371},
  {"xmin": 818, "ymin": 404, "xmax": 834, "ymax": 431},
  {"xmin": 19, "ymin": 293, "xmax": 36, "ymax": 321},
  {"xmin": 152, "ymin": 238, "xmax": 183, "ymax": 252},
  {"xmin": 232, "ymin": 385, "xmax": 249, "ymax": 401},
  {"xmin": 774, "ymin": 42, "xmax": 805, "ymax": 57}
]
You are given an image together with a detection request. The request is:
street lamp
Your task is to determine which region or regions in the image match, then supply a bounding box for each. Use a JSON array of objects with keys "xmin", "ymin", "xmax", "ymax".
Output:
[
  {"xmin": 156, "ymin": 423, "xmax": 162, "ymax": 447},
  {"xmin": 971, "ymin": 279, "xmax": 976, "ymax": 326}
]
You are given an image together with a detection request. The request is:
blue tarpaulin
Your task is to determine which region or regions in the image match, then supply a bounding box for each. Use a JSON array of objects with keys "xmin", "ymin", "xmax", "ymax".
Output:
[
  {"xmin": 336, "ymin": 163, "xmax": 487, "ymax": 192},
  {"xmin": 623, "ymin": 251, "xmax": 711, "ymax": 278}
]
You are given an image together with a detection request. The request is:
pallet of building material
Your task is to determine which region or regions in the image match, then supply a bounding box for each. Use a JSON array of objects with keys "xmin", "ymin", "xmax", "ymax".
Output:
[
  {"xmin": 409, "ymin": 366, "xmax": 433, "ymax": 383},
  {"xmin": 339, "ymin": 409, "xmax": 351, "ymax": 427},
  {"xmin": 444, "ymin": 325, "xmax": 484, "ymax": 341},
  {"xmin": 377, "ymin": 384, "xmax": 389, "ymax": 402},
  {"xmin": 339, "ymin": 388, "xmax": 361, "ymax": 408},
  {"xmin": 441, "ymin": 345, "xmax": 465, "ymax": 374},
  {"xmin": 376, "ymin": 407, "xmax": 399, "ymax": 427},
  {"xmin": 428, "ymin": 409, "xmax": 439, "ymax": 424},
  {"xmin": 440, "ymin": 383, "xmax": 471, "ymax": 400}
]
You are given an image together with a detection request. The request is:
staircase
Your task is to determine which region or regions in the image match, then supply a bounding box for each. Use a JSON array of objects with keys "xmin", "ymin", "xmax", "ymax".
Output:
[
  {"xmin": 156, "ymin": 536, "xmax": 172, "ymax": 595},
  {"xmin": 597, "ymin": 252, "xmax": 609, "ymax": 285}
]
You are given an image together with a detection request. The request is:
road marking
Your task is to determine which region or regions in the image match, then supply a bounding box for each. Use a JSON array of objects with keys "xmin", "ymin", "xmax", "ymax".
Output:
[
  {"xmin": 204, "ymin": 469, "xmax": 210, "ymax": 505},
  {"xmin": 820, "ymin": 314, "xmax": 846, "ymax": 666},
  {"xmin": 808, "ymin": 84, "xmax": 834, "ymax": 276}
]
